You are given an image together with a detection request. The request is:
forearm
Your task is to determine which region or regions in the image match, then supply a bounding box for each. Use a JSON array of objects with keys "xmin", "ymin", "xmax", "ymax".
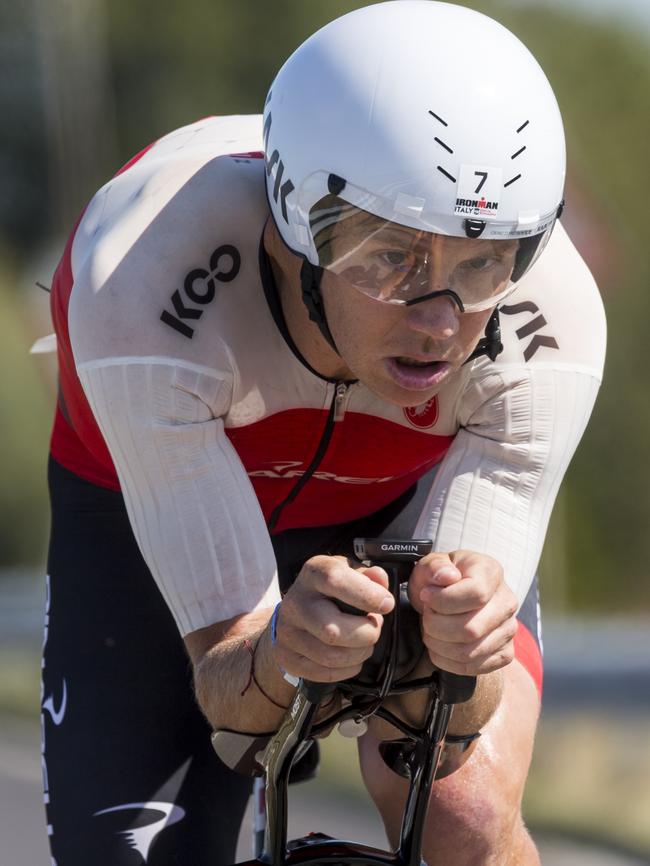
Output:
[{"xmin": 188, "ymin": 614, "xmax": 296, "ymax": 734}]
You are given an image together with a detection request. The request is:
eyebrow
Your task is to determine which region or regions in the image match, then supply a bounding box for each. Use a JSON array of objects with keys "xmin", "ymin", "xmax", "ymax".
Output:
[{"xmin": 347, "ymin": 225, "xmax": 420, "ymax": 246}]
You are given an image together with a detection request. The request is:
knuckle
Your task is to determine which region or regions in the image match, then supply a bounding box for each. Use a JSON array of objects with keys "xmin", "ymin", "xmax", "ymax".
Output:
[
  {"xmin": 462, "ymin": 620, "xmax": 482, "ymax": 642},
  {"xmin": 324, "ymin": 567, "xmax": 347, "ymax": 595},
  {"xmin": 496, "ymin": 646, "xmax": 514, "ymax": 668},
  {"xmin": 303, "ymin": 556, "xmax": 324, "ymax": 578},
  {"xmin": 322, "ymin": 622, "xmax": 340, "ymax": 645}
]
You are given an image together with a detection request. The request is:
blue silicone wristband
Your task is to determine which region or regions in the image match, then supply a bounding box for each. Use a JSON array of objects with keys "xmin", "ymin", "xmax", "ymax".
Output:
[
  {"xmin": 270, "ymin": 602, "xmax": 299, "ymax": 686},
  {"xmin": 270, "ymin": 602, "xmax": 282, "ymax": 645}
]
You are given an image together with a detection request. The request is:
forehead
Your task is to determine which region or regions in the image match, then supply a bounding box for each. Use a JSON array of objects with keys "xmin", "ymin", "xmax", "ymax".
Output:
[{"xmin": 329, "ymin": 206, "xmax": 517, "ymax": 255}]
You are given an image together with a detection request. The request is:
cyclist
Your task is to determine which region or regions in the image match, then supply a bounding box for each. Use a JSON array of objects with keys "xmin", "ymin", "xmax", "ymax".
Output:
[{"xmin": 42, "ymin": 2, "xmax": 605, "ymax": 865}]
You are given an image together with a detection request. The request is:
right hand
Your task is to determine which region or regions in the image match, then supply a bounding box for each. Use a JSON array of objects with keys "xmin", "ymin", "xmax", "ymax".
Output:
[{"xmin": 272, "ymin": 555, "xmax": 395, "ymax": 683}]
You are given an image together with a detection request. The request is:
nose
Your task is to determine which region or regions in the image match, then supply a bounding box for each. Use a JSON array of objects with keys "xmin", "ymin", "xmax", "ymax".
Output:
[{"xmin": 405, "ymin": 293, "xmax": 461, "ymax": 340}]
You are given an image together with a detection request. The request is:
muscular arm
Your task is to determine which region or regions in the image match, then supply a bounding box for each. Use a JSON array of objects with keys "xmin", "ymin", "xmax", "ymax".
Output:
[
  {"xmin": 185, "ymin": 610, "xmax": 296, "ymax": 733},
  {"xmin": 186, "ymin": 556, "xmax": 394, "ymax": 733}
]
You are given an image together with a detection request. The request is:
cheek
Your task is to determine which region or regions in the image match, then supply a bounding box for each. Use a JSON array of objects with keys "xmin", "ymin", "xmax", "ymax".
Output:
[
  {"xmin": 324, "ymin": 284, "xmax": 399, "ymax": 354},
  {"xmin": 461, "ymin": 310, "xmax": 493, "ymax": 344}
]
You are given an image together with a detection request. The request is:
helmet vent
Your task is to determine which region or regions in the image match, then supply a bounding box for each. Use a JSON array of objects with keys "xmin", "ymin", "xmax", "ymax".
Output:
[
  {"xmin": 516, "ymin": 119, "xmax": 530, "ymax": 133},
  {"xmin": 504, "ymin": 173, "xmax": 522, "ymax": 188},
  {"xmin": 327, "ymin": 173, "xmax": 347, "ymax": 195},
  {"xmin": 437, "ymin": 166, "xmax": 456, "ymax": 183},
  {"xmin": 511, "ymin": 146, "xmax": 526, "ymax": 160},
  {"xmin": 428, "ymin": 109, "xmax": 448, "ymax": 127},
  {"xmin": 435, "ymin": 137, "xmax": 454, "ymax": 155},
  {"xmin": 464, "ymin": 219, "xmax": 486, "ymax": 239}
]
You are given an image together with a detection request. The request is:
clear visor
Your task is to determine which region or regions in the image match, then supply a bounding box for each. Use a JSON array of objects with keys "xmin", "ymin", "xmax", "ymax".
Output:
[{"xmin": 310, "ymin": 196, "xmax": 528, "ymax": 313}]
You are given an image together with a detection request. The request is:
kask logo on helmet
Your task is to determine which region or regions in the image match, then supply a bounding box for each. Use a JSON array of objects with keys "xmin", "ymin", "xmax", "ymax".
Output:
[{"xmin": 263, "ymin": 100, "xmax": 295, "ymax": 224}]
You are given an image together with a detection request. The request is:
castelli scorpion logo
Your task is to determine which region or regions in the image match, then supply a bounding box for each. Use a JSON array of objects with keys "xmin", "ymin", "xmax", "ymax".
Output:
[{"xmin": 404, "ymin": 396, "xmax": 439, "ymax": 429}]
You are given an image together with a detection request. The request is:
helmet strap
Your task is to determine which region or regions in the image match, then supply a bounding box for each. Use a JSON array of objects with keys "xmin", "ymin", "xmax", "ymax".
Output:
[
  {"xmin": 464, "ymin": 308, "xmax": 503, "ymax": 365},
  {"xmin": 300, "ymin": 260, "xmax": 341, "ymax": 356}
]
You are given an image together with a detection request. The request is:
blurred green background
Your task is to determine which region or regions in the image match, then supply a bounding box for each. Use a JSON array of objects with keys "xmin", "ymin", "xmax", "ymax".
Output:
[
  {"xmin": 2, "ymin": 0, "xmax": 649, "ymax": 609},
  {"xmin": 1, "ymin": 0, "xmax": 649, "ymax": 858}
]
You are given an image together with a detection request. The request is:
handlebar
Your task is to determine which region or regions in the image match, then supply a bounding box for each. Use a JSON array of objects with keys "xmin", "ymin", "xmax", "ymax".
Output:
[
  {"xmin": 301, "ymin": 537, "xmax": 476, "ymax": 706},
  {"xmin": 249, "ymin": 537, "xmax": 479, "ymax": 866}
]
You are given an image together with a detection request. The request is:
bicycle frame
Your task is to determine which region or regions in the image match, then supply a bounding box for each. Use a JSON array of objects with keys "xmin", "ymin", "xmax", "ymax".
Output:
[{"xmin": 230, "ymin": 538, "xmax": 476, "ymax": 866}]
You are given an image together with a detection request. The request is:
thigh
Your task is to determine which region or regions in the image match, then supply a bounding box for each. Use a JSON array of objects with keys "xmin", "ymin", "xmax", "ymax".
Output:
[
  {"xmin": 43, "ymin": 458, "xmax": 251, "ymax": 866},
  {"xmin": 358, "ymin": 658, "xmax": 540, "ymax": 860}
]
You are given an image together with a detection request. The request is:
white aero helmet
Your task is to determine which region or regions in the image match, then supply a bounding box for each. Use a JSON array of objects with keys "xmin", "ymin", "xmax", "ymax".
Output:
[{"xmin": 263, "ymin": 0, "xmax": 565, "ymax": 334}]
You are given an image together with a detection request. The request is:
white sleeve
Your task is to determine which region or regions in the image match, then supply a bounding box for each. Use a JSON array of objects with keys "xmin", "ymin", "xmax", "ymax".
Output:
[
  {"xmin": 413, "ymin": 223, "xmax": 606, "ymax": 608},
  {"xmin": 413, "ymin": 364, "xmax": 601, "ymax": 607},
  {"xmin": 76, "ymin": 357, "xmax": 281, "ymax": 635}
]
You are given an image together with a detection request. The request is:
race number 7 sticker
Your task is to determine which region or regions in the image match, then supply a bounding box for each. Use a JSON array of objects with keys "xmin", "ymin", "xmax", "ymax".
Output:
[{"xmin": 455, "ymin": 164, "xmax": 503, "ymax": 218}]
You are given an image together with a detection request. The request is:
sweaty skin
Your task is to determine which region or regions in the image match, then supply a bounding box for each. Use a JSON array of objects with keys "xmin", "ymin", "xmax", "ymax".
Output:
[
  {"xmin": 187, "ymin": 221, "xmax": 519, "ymax": 740},
  {"xmin": 186, "ymin": 219, "xmax": 537, "ymax": 866}
]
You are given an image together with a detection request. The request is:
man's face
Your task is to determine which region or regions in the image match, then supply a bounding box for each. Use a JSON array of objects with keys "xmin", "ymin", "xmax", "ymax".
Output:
[{"xmin": 318, "ymin": 217, "xmax": 518, "ymax": 407}]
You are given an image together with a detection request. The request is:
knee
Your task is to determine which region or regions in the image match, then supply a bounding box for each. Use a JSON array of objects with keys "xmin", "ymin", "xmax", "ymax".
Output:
[{"xmin": 424, "ymin": 776, "xmax": 529, "ymax": 866}]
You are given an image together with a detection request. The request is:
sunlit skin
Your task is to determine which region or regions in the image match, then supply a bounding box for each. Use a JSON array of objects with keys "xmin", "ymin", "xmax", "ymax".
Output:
[
  {"xmin": 264, "ymin": 214, "xmax": 518, "ymax": 407},
  {"xmin": 185, "ymin": 216, "xmax": 539, "ymax": 866},
  {"xmin": 262, "ymin": 215, "xmax": 538, "ymax": 864}
]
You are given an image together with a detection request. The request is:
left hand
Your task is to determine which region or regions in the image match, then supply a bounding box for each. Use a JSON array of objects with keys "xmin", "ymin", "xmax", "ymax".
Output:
[{"xmin": 408, "ymin": 550, "xmax": 518, "ymax": 676}]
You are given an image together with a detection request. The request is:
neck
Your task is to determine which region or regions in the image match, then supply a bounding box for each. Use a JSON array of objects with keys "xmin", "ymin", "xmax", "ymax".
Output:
[{"xmin": 262, "ymin": 220, "xmax": 352, "ymax": 380}]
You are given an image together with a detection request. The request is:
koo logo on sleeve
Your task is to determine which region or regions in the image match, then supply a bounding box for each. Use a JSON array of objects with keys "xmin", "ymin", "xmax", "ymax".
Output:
[{"xmin": 161, "ymin": 244, "xmax": 241, "ymax": 339}]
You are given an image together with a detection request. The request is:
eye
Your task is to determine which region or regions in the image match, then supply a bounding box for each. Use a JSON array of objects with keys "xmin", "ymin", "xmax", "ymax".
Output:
[
  {"xmin": 462, "ymin": 256, "xmax": 499, "ymax": 272},
  {"xmin": 377, "ymin": 250, "xmax": 413, "ymax": 270}
]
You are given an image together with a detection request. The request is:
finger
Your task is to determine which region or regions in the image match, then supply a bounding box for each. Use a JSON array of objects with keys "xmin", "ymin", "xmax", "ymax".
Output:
[
  {"xmin": 280, "ymin": 645, "xmax": 365, "ymax": 683},
  {"xmin": 408, "ymin": 553, "xmax": 461, "ymax": 613},
  {"xmin": 359, "ymin": 565, "xmax": 391, "ymax": 592},
  {"xmin": 280, "ymin": 594, "xmax": 384, "ymax": 648},
  {"xmin": 421, "ymin": 619, "xmax": 517, "ymax": 666},
  {"xmin": 420, "ymin": 571, "xmax": 504, "ymax": 615},
  {"xmin": 415, "ymin": 553, "xmax": 463, "ymax": 587},
  {"xmin": 276, "ymin": 625, "xmax": 374, "ymax": 670},
  {"xmin": 306, "ymin": 558, "xmax": 394, "ymax": 614},
  {"xmin": 425, "ymin": 638, "xmax": 515, "ymax": 676},
  {"xmin": 421, "ymin": 598, "xmax": 518, "ymax": 644}
]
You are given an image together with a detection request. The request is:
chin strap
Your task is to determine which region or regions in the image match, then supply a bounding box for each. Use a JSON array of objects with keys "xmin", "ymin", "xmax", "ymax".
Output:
[
  {"xmin": 300, "ymin": 259, "xmax": 341, "ymax": 355},
  {"xmin": 463, "ymin": 308, "xmax": 503, "ymax": 365}
]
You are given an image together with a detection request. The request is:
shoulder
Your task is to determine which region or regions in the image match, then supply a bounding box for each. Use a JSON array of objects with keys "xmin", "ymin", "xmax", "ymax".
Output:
[
  {"xmin": 494, "ymin": 222, "xmax": 606, "ymax": 379},
  {"xmin": 71, "ymin": 115, "xmax": 265, "ymax": 281},
  {"xmin": 66, "ymin": 116, "xmax": 268, "ymax": 368}
]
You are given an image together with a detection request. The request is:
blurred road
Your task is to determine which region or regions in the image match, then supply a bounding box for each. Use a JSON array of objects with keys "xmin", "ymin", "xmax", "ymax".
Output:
[{"xmin": 2, "ymin": 716, "xmax": 648, "ymax": 866}]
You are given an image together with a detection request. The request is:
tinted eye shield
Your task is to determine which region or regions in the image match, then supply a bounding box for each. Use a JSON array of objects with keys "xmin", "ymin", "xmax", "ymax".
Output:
[
  {"xmin": 319, "ymin": 248, "xmax": 519, "ymax": 314},
  {"xmin": 310, "ymin": 209, "xmax": 519, "ymax": 313}
]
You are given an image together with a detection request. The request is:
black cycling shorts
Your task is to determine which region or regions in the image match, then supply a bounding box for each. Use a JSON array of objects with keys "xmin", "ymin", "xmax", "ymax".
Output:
[{"xmin": 42, "ymin": 456, "xmax": 541, "ymax": 865}]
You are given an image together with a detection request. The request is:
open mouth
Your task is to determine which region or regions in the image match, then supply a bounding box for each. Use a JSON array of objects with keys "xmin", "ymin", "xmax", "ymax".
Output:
[
  {"xmin": 394, "ymin": 356, "xmax": 442, "ymax": 368},
  {"xmin": 385, "ymin": 357, "xmax": 452, "ymax": 390}
]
